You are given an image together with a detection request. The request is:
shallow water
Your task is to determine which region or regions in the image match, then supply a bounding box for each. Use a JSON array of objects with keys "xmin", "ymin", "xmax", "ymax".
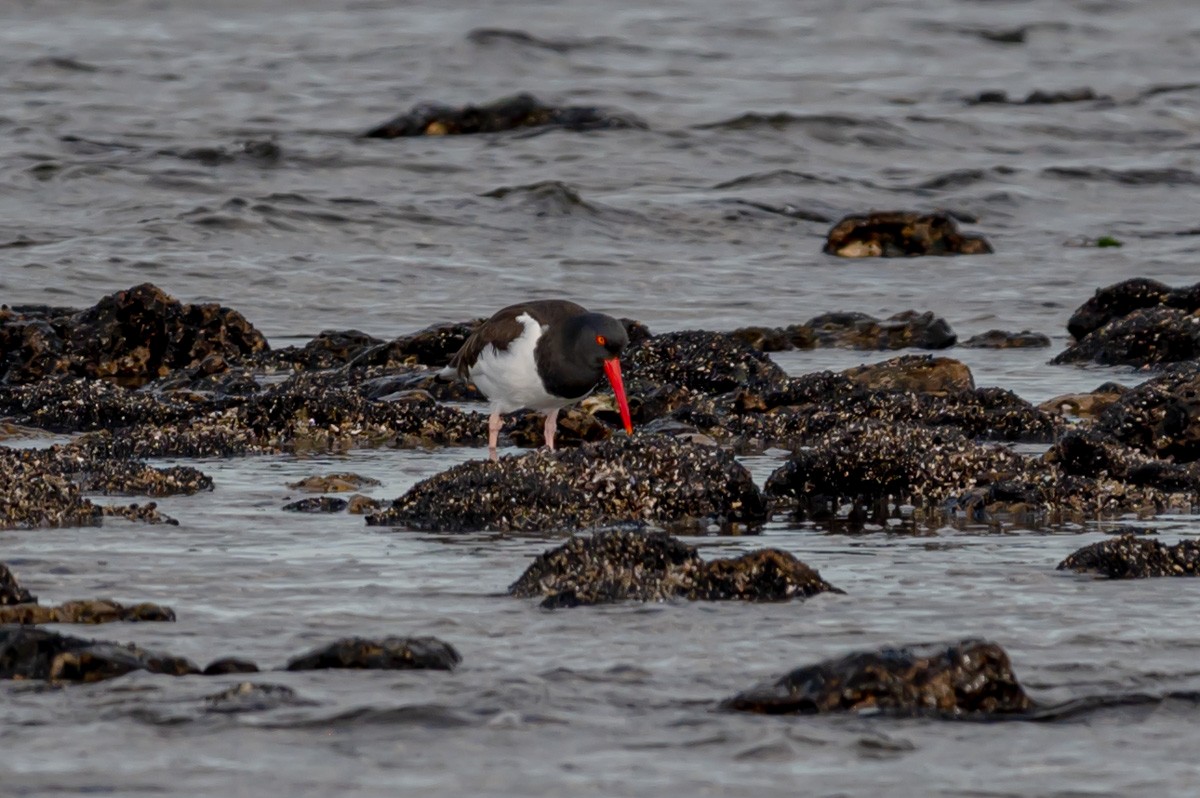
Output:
[{"xmin": 3, "ymin": 0, "xmax": 1200, "ymax": 795}]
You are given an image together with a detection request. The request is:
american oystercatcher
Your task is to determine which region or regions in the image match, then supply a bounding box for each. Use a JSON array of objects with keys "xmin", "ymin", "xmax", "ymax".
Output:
[{"xmin": 446, "ymin": 300, "xmax": 634, "ymax": 460}]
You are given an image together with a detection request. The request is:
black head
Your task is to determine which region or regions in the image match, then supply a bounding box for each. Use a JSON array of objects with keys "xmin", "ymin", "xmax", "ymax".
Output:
[{"xmin": 569, "ymin": 313, "xmax": 629, "ymax": 369}]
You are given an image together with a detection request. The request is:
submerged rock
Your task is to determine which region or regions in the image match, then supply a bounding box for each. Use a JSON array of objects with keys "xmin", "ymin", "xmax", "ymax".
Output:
[
  {"xmin": 0, "ymin": 599, "xmax": 175, "ymax": 625},
  {"xmin": 0, "ymin": 626, "xmax": 199, "ymax": 683},
  {"xmin": 204, "ymin": 682, "xmax": 301, "ymax": 713},
  {"xmin": 724, "ymin": 639, "xmax": 1035, "ymax": 717},
  {"xmin": 805, "ymin": 311, "xmax": 957, "ymax": 350},
  {"xmin": 968, "ymin": 87, "xmax": 1103, "ymax": 105},
  {"xmin": 961, "ymin": 330, "xmax": 1051, "ymax": 349},
  {"xmin": 363, "ymin": 92, "xmax": 646, "ymax": 138},
  {"xmin": 282, "ymin": 496, "xmax": 348, "ymax": 513},
  {"xmin": 287, "ymin": 473, "xmax": 382, "ymax": 493},
  {"xmin": 1052, "ymin": 307, "xmax": 1200, "ymax": 368},
  {"xmin": 822, "ymin": 211, "xmax": 993, "ymax": 257},
  {"xmin": 285, "ymin": 636, "xmax": 461, "ymax": 671},
  {"xmin": 202, "ymin": 658, "xmax": 261, "ymax": 676},
  {"xmin": 508, "ymin": 530, "xmax": 840, "ymax": 608},
  {"xmin": 369, "ymin": 436, "xmax": 769, "ymax": 533},
  {"xmin": 1058, "ymin": 533, "xmax": 1200, "ymax": 578}
]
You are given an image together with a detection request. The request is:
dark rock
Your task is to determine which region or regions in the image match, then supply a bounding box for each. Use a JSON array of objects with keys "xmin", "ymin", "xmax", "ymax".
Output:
[
  {"xmin": 0, "ymin": 626, "xmax": 200, "ymax": 683},
  {"xmin": 0, "ymin": 376, "xmax": 199, "ymax": 433},
  {"xmin": 1058, "ymin": 533, "xmax": 1200, "ymax": 578},
  {"xmin": 287, "ymin": 473, "xmax": 381, "ymax": 493},
  {"xmin": 202, "ymin": 658, "xmax": 261, "ymax": 676},
  {"xmin": 0, "ymin": 283, "xmax": 268, "ymax": 385},
  {"xmin": 968, "ymin": 87, "xmax": 1103, "ymax": 105},
  {"xmin": 204, "ymin": 682, "xmax": 301, "ymax": 712},
  {"xmin": 262, "ymin": 329, "xmax": 383, "ymax": 370},
  {"xmin": 0, "ymin": 564, "xmax": 35, "ymax": 605},
  {"xmin": 730, "ymin": 326, "xmax": 794, "ymax": 352},
  {"xmin": 841, "ymin": 355, "xmax": 974, "ymax": 393},
  {"xmin": 369, "ymin": 436, "xmax": 769, "ymax": 533},
  {"xmin": 347, "ymin": 321, "xmax": 480, "ymax": 370},
  {"xmin": 961, "ymin": 330, "xmax": 1051, "ymax": 349},
  {"xmin": 1092, "ymin": 363, "xmax": 1200, "ymax": 462},
  {"xmin": 1039, "ymin": 383, "xmax": 1128, "ymax": 418},
  {"xmin": 623, "ymin": 331, "xmax": 789, "ymax": 395},
  {"xmin": 823, "ymin": 211, "xmax": 993, "ymax": 257},
  {"xmin": 285, "ymin": 636, "xmax": 461, "ymax": 671},
  {"xmin": 1052, "ymin": 307, "xmax": 1200, "ymax": 368},
  {"xmin": 508, "ymin": 530, "xmax": 840, "ymax": 608},
  {"xmin": 1066, "ymin": 278, "xmax": 1197, "ymax": 340},
  {"xmin": 282, "ymin": 496, "xmax": 348, "ymax": 513},
  {"xmin": 363, "ymin": 92, "xmax": 646, "ymax": 138},
  {"xmin": 724, "ymin": 639, "xmax": 1035, "ymax": 717},
  {"xmin": 1043, "ymin": 430, "xmax": 1199, "ymax": 492},
  {"xmin": 806, "ymin": 311, "xmax": 957, "ymax": 350},
  {"xmin": 0, "ymin": 599, "xmax": 175, "ymax": 624},
  {"xmin": 346, "ymin": 494, "xmax": 382, "ymax": 514}
]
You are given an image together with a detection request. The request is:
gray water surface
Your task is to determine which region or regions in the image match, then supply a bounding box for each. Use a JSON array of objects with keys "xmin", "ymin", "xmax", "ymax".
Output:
[{"xmin": 3, "ymin": 0, "xmax": 1200, "ymax": 795}]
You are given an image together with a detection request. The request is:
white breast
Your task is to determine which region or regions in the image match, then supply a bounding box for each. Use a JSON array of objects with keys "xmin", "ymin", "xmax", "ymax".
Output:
[{"xmin": 468, "ymin": 313, "xmax": 575, "ymax": 413}]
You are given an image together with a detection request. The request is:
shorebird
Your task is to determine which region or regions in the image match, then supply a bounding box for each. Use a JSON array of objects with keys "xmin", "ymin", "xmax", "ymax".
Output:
[{"xmin": 445, "ymin": 300, "xmax": 634, "ymax": 460}]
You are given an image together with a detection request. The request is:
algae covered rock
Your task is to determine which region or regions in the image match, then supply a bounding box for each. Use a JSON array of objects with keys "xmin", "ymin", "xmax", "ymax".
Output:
[
  {"xmin": 823, "ymin": 211, "xmax": 993, "ymax": 257},
  {"xmin": 0, "ymin": 626, "xmax": 199, "ymax": 683},
  {"xmin": 285, "ymin": 636, "xmax": 461, "ymax": 671},
  {"xmin": 368, "ymin": 436, "xmax": 769, "ymax": 533},
  {"xmin": 806, "ymin": 311, "xmax": 957, "ymax": 350},
  {"xmin": 724, "ymin": 639, "xmax": 1035, "ymax": 717},
  {"xmin": 1058, "ymin": 533, "xmax": 1200, "ymax": 578},
  {"xmin": 508, "ymin": 530, "xmax": 839, "ymax": 608}
]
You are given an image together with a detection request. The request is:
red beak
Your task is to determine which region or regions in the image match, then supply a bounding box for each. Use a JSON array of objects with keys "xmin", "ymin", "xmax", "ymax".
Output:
[{"xmin": 602, "ymin": 357, "xmax": 634, "ymax": 435}]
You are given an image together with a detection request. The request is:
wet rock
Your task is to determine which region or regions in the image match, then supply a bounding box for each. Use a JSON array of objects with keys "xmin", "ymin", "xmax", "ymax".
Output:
[
  {"xmin": 724, "ymin": 639, "xmax": 1035, "ymax": 717},
  {"xmin": 1044, "ymin": 430, "xmax": 1199, "ymax": 492},
  {"xmin": 282, "ymin": 496, "xmax": 348, "ymax": 513},
  {"xmin": 0, "ymin": 599, "xmax": 175, "ymax": 624},
  {"xmin": 730, "ymin": 326, "xmax": 796, "ymax": 352},
  {"xmin": 1039, "ymin": 382, "xmax": 1128, "ymax": 418},
  {"xmin": 205, "ymin": 682, "xmax": 300, "ymax": 712},
  {"xmin": 0, "ymin": 283, "xmax": 268, "ymax": 385},
  {"xmin": 841, "ymin": 355, "xmax": 974, "ymax": 393},
  {"xmin": 363, "ymin": 92, "xmax": 646, "ymax": 138},
  {"xmin": 370, "ymin": 436, "xmax": 769, "ymax": 533},
  {"xmin": 1092, "ymin": 363, "xmax": 1200, "ymax": 462},
  {"xmin": 0, "ymin": 626, "xmax": 200, "ymax": 683},
  {"xmin": 961, "ymin": 330, "xmax": 1051, "ymax": 349},
  {"xmin": 505, "ymin": 404, "xmax": 616, "ymax": 449},
  {"xmin": 823, "ymin": 211, "xmax": 993, "ymax": 257},
  {"xmin": 0, "ymin": 564, "xmax": 35, "ymax": 605},
  {"xmin": 1058, "ymin": 533, "xmax": 1200, "ymax": 578},
  {"xmin": 968, "ymin": 87, "xmax": 1104, "ymax": 105},
  {"xmin": 348, "ymin": 320, "xmax": 480, "ymax": 370},
  {"xmin": 806, "ymin": 311, "xmax": 957, "ymax": 350},
  {"xmin": 202, "ymin": 658, "xmax": 261, "ymax": 676},
  {"xmin": 1067, "ymin": 278, "xmax": 1200, "ymax": 340},
  {"xmin": 285, "ymin": 636, "xmax": 461, "ymax": 671},
  {"xmin": 1052, "ymin": 307, "xmax": 1200, "ymax": 368},
  {"xmin": 346, "ymin": 494, "xmax": 382, "ymax": 514},
  {"xmin": 0, "ymin": 375, "xmax": 199, "ymax": 434},
  {"xmin": 288, "ymin": 473, "xmax": 382, "ymax": 493},
  {"xmin": 509, "ymin": 530, "xmax": 839, "ymax": 608},
  {"xmin": 623, "ymin": 331, "xmax": 789, "ymax": 396},
  {"xmin": 261, "ymin": 329, "xmax": 383, "ymax": 371}
]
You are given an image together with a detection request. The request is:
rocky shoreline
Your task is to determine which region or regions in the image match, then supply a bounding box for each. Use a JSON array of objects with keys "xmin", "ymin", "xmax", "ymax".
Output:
[{"xmin": 4, "ymin": 279, "xmax": 1200, "ymax": 710}]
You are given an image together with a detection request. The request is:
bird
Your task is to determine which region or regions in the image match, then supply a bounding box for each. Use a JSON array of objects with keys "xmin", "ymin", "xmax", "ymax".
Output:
[{"xmin": 445, "ymin": 300, "xmax": 634, "ymax": 460}]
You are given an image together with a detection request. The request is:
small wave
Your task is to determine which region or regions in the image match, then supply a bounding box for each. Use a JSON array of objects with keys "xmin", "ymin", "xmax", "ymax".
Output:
[
  {"xmin": 712, "ymin": 169, "xmax": 841, "ymax": 189},
  {"xmin": 258, "ymin": 703, "xmax": 475, "ymax": 729},
  {"xmin": 1042, "ymin": 166, "xmax": 1200, "ymax": 186},
  {"xmin": 466, "ymin": 27, "xmax": 648, "ymax": 55},
  {"xmin": 695, "ymin": 113, "xmax": 912, "ymax": 148},
  {"xmin": 28, "ymin": 56, "xmax": 101, "ymax": 73},
  {"xmin": 480, "ymin": 180, "xmax": 634, "ymax": 221}
]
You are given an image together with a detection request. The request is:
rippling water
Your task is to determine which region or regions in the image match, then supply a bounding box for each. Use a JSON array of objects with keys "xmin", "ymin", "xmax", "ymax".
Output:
[{"xmin": 3, "ymin": 0, "xmax": 1200, "ymax": 795}]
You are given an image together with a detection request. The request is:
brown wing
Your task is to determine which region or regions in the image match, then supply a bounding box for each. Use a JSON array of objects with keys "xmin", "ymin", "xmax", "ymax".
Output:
[{"xmin": 448, "ymin": 300, "xmax": 588, "ymax": 378}]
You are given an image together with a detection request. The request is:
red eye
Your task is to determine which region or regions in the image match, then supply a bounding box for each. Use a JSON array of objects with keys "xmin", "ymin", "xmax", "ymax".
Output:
[{"xmin": 595, "ymin": 334, "xmax": 607, "ymax": 346}]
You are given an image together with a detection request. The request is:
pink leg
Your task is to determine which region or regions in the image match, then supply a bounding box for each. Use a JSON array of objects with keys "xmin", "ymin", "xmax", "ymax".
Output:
[
  {"xmin": 543, "ymin": 408, "xmax": 559, "ymax": 451},
  {"xmin": 488, "ymin": 411, "xmax": 502, "ymax": 461}
]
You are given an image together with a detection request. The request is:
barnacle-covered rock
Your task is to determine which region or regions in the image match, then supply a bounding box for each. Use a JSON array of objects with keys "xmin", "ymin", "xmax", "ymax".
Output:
[
  {"xmin": 0, "ymin": 626, "xmax": 200, "ymax": 683},
  {"xmin": 1058, "ymin": 533, "xmax": 1200, "ymax": 578},
  {"xmin": 823, "ymin": 211, "xmax": 993, "ymax": 257},
  {"xmin": 363, "ymin": 92, "xmax": 646, "ymax": 138},
  {"xmin": 623, "ymin": 330, "xmax": 789, "ymax": 395},
  {"xmin": 282, "ymin": 496, "xmax": 348, "ymax": 513},
  {"xmin": 258, "ymin": 328, "xmax": 383, "ymax": 371},
  {"xmin": 723, "ymin": 639, "xmax": 1035, "ymax": 717},
  {"xmin": 0, "ymin": 376, "xmax": 199, "ymax": 433},
  {"xmin": 0, "ymin": 599, "xmax": 175, "ymax": 624},
  {"xmin": 841, "ymin": 355, "xmax": 974, "ymax": 393},
  {"xmin": 805, "ymin": 311, "xmax": 957, "ymax": 350},
  {"xmin": 508, "ymin": 530, "xmax": 839, "ymax": 608},
  {"xmin": 368, "ymin": 436, "xmax": 769, "ymax": 533},
  {"xmin": 0, "ymin": 283, "xmax": 267, "ymax": 385},
  {"xmin": 285, "ymin": 636, "xmax": 461, "ymax": 671},
  {"xmin": 1066, "ymin": 278, "xmax": 1200, "ymax": 340},
  {"xmin": 1092, "ymin": 363, "xmax": 1200, "ymax": 462},
  {"xmin": 1051, "ymin": 307, "xmax": 1200, "ymax": 367}
]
